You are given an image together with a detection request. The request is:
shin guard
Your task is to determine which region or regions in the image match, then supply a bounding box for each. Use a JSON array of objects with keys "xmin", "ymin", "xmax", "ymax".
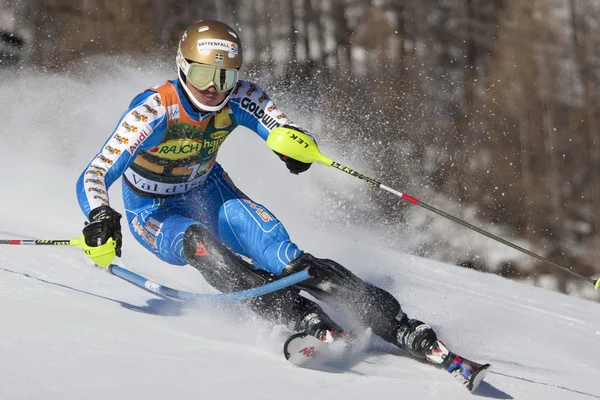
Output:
[{"xmin": 184, "ymin": 225, "xmax": 302, "ymax": 324}]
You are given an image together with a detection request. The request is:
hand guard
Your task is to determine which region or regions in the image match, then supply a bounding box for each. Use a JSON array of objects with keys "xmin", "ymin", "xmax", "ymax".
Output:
[
  {"xmin": 83, "ymin": 205, "xmax": 123, "ymax": 257},
  {"xmin": 273, "ymin": 125, "xmax": 314, "ymax": 174},
  {"xmin": 274, "ymin": 151, "xmax": 312, "ymax": 174}
]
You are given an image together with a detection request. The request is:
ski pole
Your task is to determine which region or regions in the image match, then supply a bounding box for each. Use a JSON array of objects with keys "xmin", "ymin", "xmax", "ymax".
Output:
[
  {"xmin": 1, "ymin": 236, "xmax": 314, "ymax": 300},
  {"xmin": 266, "ymin": 127, "xmax": 600, "ymax": 290},
  {"xmin": 0, "ymin": 239, "xmax": 74, "ymax": 245},
  {"xmin": 1, "ymin": 236, "xmax": 117, "ymax": 267},
  {"xmin": 108, "ymin": 264, "xmax": 312, "ymax": 302}
]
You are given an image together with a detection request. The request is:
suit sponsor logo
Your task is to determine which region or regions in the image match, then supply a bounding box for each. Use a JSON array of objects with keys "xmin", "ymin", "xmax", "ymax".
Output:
[
  {"xmin": 90, "ymin": 165, "xmax": 107, "ymax": 172},
  {"xmin": 124, "ymin": 169, "xmax": 210, "ymax": 196},
  {"xmin": 87, "ymin": 187, "xmax": 106, "ymax": 195},
  {"xmin": 143, "ymin": 104, "xmax": 158, "ymax": 115},
  {"xmin": 127, "ymin": 129, "xmax": 151, "ymax": 155},
  {"xmin": 104, "ymin": 145, "xmax": 122, "ymax": 155},
  {"xmin": 167, "ymin": 104, "xmax": 180, "ymax": 120},
  {"xmin": 92, "ymin": 195, "xmax": 108, "ymax": 205},
  {"xmin": 210, "ymin": 130, "xmax": 229, "ymax": 140},
  {"xmin": 233, "ymin": 81, "xmax": 242, "ymax": 95},
  {"xmin": 241, "ymin": 97, "xmax": 280, "ymax": 130},
  {"xmin": 97, "ymin": 154, "xmax": 114, "ymax": 165},
  {"xmin": 149, "ymin": 139, "xmax": 202, "ymax": 160},
  {"xmin": 243, "ymin": 199, "xmax": 273, "ymax": 222},
  {"xmin": 131, "ymin": 216, "xmax": 158, "ymax": 248},
  {"xmin": 113, "ymin": 133, "xmax": 129, "ymax": 144},
  {"xmin": 132, "ymin": 110, "xmax": 148, "ymax": 122},
  {"xmin": 121, "ymin": 121, "xmax": 137, "ymax": 133},
  {"xmin": 246, "ymin": 84, "xmax": 257, "ymax": 96},
  {"xmin": 145, "ymin": 217, "xmax": 163, "ymax": 235},
  {"xmin": 85, "ymin": 169, "xmax": 104, "ymax": 177}
]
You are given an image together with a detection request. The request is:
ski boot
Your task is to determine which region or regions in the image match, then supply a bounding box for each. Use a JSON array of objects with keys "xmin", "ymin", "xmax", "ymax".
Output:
[
  {"xmin": 395, "ymin": 314, "xmax": 438, "ymax": 358},
  {"xmin": 294, "ymin": 300, "xmax": 346, "ymax": 343}
]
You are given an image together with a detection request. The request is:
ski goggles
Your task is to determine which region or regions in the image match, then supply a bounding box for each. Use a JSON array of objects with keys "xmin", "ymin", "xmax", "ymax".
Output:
[{"xmin": 185, "ymin": 62, "xmax": 239, "ymax": 93}]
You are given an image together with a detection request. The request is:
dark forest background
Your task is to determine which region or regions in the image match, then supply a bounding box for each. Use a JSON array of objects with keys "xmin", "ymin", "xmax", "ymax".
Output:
[{"xmin": 3, "ymin": 0, "xmax": 600, "ymax": 299}]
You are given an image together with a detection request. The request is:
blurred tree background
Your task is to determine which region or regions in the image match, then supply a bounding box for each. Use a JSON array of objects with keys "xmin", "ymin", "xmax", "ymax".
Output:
[{"xmin": 2, "ymin": 0, "xmax": 600, "ymax": 298}]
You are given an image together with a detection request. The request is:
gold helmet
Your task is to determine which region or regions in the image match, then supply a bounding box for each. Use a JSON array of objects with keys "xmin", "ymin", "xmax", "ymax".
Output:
[{"xmin": 177, "ymin": 20, "xmax": 243, "ymax": 112}]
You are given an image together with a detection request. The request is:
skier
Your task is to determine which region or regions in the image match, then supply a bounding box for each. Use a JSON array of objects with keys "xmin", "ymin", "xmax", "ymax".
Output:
[{"xmin": 76, "ymin": 20, "xmax": 438, "ymax": 360}]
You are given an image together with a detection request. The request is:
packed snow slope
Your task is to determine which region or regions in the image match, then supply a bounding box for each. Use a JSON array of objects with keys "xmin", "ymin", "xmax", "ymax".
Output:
[{"xmin": 1, "ymin": 61, "xmax": 599, "ymax": 399}]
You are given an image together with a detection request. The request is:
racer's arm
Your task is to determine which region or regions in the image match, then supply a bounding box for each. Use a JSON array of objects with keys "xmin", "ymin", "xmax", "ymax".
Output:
[
  {"xmin": 76, "ymin": 90, "xmax": 167, "ymax": 217},
  {"xmin": 229, "ymin": 80, "xmax": 313, "ymax": 174}
]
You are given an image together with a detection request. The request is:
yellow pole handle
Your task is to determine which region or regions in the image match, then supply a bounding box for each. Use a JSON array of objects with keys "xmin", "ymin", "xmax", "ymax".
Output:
[
  {"xmin": 266, "ymin": 127, "xmax": 334, "ymax": 166},
  {"xmin": 70, "ymin": 236, "xmax": 117, "ymax": 267}
]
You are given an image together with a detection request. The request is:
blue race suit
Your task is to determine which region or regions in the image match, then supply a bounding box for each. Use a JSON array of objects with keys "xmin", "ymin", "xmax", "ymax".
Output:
[{"xmin": 76, "ymin": 79, "xmax": 302, "ymax": 274}]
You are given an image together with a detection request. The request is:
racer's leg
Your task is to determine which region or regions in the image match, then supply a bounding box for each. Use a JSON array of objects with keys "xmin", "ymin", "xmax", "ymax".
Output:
[
  {"xmin": 284, "ymin": 254, "xmax": 438, "ymax": 357},
  {"xmin": 182, "ymin": 166, "xmax": 344, "ymax": 336},
  {"xmin": 121, "ymin": 173, "xmax": 342, "ymax": 336},
  {"xmin": 183, "ymin": 223, "xmax": 344, "ymax": 337},
  {"xmin": 121, "ymin": 185, "xmax": 192, "ymax": 265},
  {"xmin": 204, "ymin": 166, "xmax": 426, "ymax": 343},
  {"xmin": 198, "ymin": 165, "xmax": 303, "ymax": 275}
]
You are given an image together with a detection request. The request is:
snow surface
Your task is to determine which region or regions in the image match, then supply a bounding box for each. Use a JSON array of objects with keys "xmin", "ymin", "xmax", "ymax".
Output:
[{"xmin": 1, "ymin": 61, "xmax": 599, "ymax": 399}]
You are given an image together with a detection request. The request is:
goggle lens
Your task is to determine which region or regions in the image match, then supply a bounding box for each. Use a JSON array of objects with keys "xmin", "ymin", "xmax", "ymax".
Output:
[{"xmin": 187, "ymin": 63, "xmax": 238, "ymax": 92}]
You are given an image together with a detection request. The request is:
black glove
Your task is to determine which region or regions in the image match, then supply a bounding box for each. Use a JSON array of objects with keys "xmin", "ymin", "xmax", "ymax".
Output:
[
  {"xmin": 274, "ymin": 151, "xmax": 312, "ymax": 174},
  {"xmin": 83, "ymin": 205, "xmax": 123, "ymax": 257}
]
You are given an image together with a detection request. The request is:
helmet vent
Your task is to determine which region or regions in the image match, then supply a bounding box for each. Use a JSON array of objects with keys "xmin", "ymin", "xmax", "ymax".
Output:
[{"xmin": 197, "ymin": 26, "xmax": 209, "ymax": 32}]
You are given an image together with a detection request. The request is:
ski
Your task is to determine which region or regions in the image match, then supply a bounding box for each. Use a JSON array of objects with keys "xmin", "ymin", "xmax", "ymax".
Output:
[
  {"xmin": 284, "ymin": 332, "xmax": 337, "ymax": 368},
  {"xmin": 284, "ymin": 334, "xmax": 490, "ymax": 392},
  {"xmin": 283, "ymin": 331, "xmax": 357, "ymax": 369},
  {"xmin": 283, "ymin": 329, "xmax": 370, "ymax": 369},
  {"xmin": 426, "ymin": 340, "xmax": 491, "ymax": 392}
]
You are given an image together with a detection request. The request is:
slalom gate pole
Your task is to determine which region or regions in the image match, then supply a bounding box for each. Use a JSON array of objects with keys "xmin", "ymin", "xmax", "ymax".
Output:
[
  {"xmin": 266, "ymin": 127, "xmax": 600, "ymax": 291},
  {"xmin": 0, "ymin": 236, "xmax": 314, "ymax": 299}
]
